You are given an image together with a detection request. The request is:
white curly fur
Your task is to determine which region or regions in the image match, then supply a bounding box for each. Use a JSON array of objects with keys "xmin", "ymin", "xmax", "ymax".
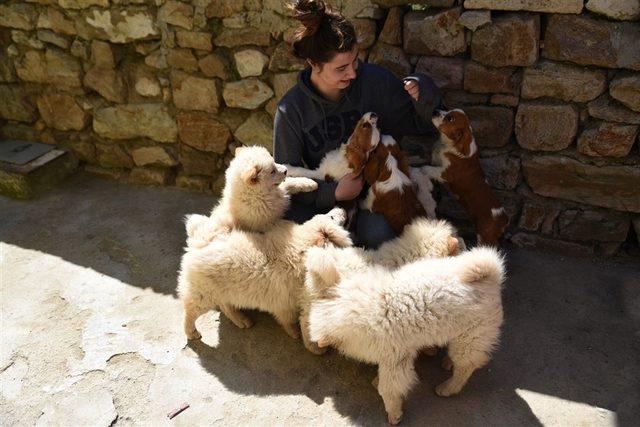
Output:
[
  {"xmin": 303, "ymin": 245, "xmax": 505, "ymax": 424},
  {"xmin": 299, "ymin": 218, "xmax": 463, "ymax": 355},
  {"xmin": 178, "ymin": 207, "xmax": 352, "ymax": 341},
  {"xmin": 184, "ymin": 146, "xmax": 318, "ymax": 249}
]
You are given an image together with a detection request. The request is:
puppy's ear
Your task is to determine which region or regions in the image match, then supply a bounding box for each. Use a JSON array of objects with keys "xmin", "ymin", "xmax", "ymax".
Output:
[
  {"xmin": 241, "ymin": 165, "xmax": 261, "ymax": 184},
  {"xmin": 345, "ymin": 143, "xmax": 367, "ymax": 174},
  {"xmin": 363, "ymin": 153, "xmax": 380, "ymax": 185},
  {"xmin": 352, "ymin": 150, "xmax": 367, "ymax": 173},
  {"xmin": 451, "ymin": 128, "xmax": 463, "ymax": 142},
  {"xmin": 234, "ymin": 146, "xmax": 247, "ymax": 156}
]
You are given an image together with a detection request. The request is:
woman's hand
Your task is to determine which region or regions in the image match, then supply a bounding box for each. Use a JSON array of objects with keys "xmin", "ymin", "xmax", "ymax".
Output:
[
  {"xmin": 404, "ymin": 79, "xmax": 419, "ymax": 101},
  {"xmin": 335, "ymin": 172, "xmax": 364, "ymax": 201}
]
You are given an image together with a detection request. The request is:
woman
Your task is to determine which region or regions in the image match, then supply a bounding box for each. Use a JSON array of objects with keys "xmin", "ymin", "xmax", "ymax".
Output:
[{"xmin": 274, "ymin": 0, "xmax": 442, "ymax": 249}]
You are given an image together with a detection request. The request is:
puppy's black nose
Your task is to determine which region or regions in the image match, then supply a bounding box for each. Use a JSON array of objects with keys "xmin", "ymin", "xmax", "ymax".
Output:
[
  {"xmin": 369, "ymin": 112, "xmax": 378, "ymax": 120},
  {"xmin": 432, "ymin": 109, "xmax": 444, "ymax": 118}
]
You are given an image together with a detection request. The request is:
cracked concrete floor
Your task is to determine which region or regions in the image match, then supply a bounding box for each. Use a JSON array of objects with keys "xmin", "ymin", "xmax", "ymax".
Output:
[{"xmin": 1, "ymin": 172, "xmax": 639, "ymax": 426}]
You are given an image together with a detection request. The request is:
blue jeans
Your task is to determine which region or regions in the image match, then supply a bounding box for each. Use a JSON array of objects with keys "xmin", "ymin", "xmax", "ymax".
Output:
[{"xmin": 284, "ymin": 202, "xmax": 396, "ymax": 250}]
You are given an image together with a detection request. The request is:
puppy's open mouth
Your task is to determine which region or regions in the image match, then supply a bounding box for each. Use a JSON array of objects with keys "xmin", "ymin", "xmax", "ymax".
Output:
[{"xmin": 431, "ymin": 109, "xmax": 446, "ymax": 129}]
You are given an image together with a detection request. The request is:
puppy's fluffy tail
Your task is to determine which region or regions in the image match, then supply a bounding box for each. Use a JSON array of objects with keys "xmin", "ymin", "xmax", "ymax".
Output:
[
  {"xmin": 184, "ymin": 214, "xmax": 218, "ymax": 249},
  {"xmin": 457, "ymin": 247, "xmax": 505, "ymax": 288},
  {"xmin": 185, "ymin": 214, "xmax": 207, "ymax": 237},
  {"xmin": 314, "ymin": 221, "xmax": 353, "ymax": 249},
  {"xmin": 305, "ymin": 247, "xmax": 341, "ymax": 288}
]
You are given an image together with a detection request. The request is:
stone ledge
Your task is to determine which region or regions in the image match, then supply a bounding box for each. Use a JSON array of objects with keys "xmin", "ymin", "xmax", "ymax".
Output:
[
  {"xmin": 0, "ymin": 149, "xmax": 78, "ymax": 199},
  {"xmin": 522, "ymin": 155, "xmax": 640, "ymax": 213},
  {"xmin": 509, "ymin": 232, "xmax": 594, "ymax": 256},
  {"xmin": 464, "ymin": 0, "xmax": 583, "ymax": 13}
]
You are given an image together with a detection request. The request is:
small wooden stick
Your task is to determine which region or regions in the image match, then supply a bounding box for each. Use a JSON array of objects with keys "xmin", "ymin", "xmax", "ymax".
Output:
[{"xmin": 167, "ymin": 402, "xmax": 190, "ymax": 420}]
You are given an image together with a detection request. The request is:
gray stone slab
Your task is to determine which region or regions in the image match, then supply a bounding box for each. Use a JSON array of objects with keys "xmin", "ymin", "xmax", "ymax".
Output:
[{"xmin": 0, "ymin": 140, "xmax": 53, "ymax": 165}]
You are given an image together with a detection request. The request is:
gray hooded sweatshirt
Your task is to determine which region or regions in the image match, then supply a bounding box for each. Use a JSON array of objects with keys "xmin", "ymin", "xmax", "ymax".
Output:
[{"xmin": 273, "ymin": 61, "xmax": 442, "ymax": 212}]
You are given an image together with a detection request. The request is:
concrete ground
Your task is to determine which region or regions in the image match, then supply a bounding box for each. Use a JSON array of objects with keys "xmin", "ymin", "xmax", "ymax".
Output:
[{"xmin": 1, "ymin": 172, "xmax": 639, "ymax": 426}]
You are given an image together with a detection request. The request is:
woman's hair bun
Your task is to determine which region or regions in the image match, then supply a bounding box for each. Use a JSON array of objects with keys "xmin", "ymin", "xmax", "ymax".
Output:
[
  {"xmin": 289, "ymin": 0, "xmax": 356, "ymax": 64},
  {"xmin": 291, "ymin": 0, "xmax": 327, "ymax": 36}
]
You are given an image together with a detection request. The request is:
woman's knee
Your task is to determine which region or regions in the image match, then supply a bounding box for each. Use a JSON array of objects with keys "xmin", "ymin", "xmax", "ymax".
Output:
[
  {"xmin": 284, "ymin": 202, "xmax": 319, "ymax": 224},
  {"xmin": 356, "ymin": 210, "xmax": 396, "ymax": 249}
]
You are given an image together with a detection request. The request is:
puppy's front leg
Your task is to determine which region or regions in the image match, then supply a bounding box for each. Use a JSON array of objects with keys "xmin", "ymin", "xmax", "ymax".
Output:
[
  {"xmin": 274, "ymin": 308, "xmax": 301, "ymax": 339},
  {"xmin": 300, "ymin": 311, "xmax": 327, "ymax": 355},
  {"xmin": 377, "ymin": 358, "xmax": 418, "ymax": 425},
  {"xmin": 220, "ymin": 304, "xmax": 254, "ymax": 329},
  {"xmin": 435, "ymin": 364, "xmax": 476, "ymax": 397},
  {"xmin": 183, "ymin": 297, "xmax": 205, "ymax": 340},
  {"xmin": 284, "ymin": 165, "xmax": 325, "ymax": 180},
  {"xmin": 280, "ymin": 177, "xmax": 318, "ymax": 194},
  {"xmin": 419, "ymin": 165, "xmax": 445, "ymax": 182}
]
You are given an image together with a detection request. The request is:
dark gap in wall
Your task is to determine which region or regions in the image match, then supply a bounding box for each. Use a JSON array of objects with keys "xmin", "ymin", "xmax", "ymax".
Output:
[
  {"xmin": 375, "ymin": 7, "xmax": 389, "ymax": 39},
  {"xmin": 538, "ymin": 12, "xmax": 548, "ymax": 46},
  {"xmin": 621, "ymin": 223, "xmax": 640, "ymax": 258}
]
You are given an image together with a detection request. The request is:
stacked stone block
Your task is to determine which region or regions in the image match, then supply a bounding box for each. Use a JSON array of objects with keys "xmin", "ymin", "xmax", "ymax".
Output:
[{"xmin": 0, "ymin": 0, "xmax": 638, "ymax": 255}]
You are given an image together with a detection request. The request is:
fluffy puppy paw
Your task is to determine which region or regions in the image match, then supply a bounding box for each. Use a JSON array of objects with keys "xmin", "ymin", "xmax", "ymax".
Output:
[
  {"xmin": 283, "ymin": 322, "xmax": 301, "ymax": 339},
  {"xmin": 316, "ymin": 337, "xmax": 330, "ymax": 348},
  {"xmin": 435, "ymin": 378, "xmax": 461, "ymax": 397},
  {"xmin": 280, "ymin": 177, "xmax": 318, "ymax": 194},
  {"xmin": 387, "ymin": 410, "xmax": 403, "ymax": 425},
  {"xmin": 228, "ymin": 313, "xmax": 254, "ymax": 329},
  {"xmin": 305, "ymin": 341, "xmax": 329, "ymax": 355}
]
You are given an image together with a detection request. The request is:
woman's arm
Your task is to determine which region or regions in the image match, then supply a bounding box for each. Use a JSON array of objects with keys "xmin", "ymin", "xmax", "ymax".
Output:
[
  {"xmin": 380, "ymin": 71, "xmax": 442, "ymax": 137},
  {"xmin": 273, "ymin": 105, "xmax": 338, "ymax": 211}
]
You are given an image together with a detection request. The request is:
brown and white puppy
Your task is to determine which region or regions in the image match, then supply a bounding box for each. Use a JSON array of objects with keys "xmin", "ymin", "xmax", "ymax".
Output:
[
  {"xmin": 285, "ymin": 112, "xmax": 381, "ymax": 227},
  {"xmin": 422, "ymin": 109, "xmax": 508, "ymax": 246},
  {"xmin": 284, "ymin": 112, "xmax": 381, "ymax": 182},
  {"xmin": 361, "ymin": 135, "xmax": 432, "ymax": 235}
]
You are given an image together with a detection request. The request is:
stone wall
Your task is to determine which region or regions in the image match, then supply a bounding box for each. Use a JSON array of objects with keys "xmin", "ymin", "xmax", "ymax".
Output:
[{"xmin": 1, "ymin": 0, "xmax": 639, "ymax": 255}]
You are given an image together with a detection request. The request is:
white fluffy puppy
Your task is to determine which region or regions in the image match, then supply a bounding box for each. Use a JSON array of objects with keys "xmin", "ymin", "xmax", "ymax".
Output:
[
  {"xmin": 299, "ymin": 218, "xmax": 462, "ymax": 355},
  {"xmin": 178, "ymin": 207, "xmax": 352, "ymax": 341},
  {"xmin": 185, "ymin": 146, "xmax": 318, "ymax": 249},
  {"xmin": 305, "ymin": 247, "xmax": 505, "ymax": 425}
]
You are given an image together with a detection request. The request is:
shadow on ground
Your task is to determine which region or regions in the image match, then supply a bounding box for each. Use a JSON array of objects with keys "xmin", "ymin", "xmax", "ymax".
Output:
[
  {"xmin": 187, "ymin": 245, "xmax": 640, "ymax": 425},
  {"xmin": 2, "ymin": 173, "xmax": 638, "ymax": 425},
  {"xmin": 0, "ymin": 172, "xmax": 215, "ymax": 295}
]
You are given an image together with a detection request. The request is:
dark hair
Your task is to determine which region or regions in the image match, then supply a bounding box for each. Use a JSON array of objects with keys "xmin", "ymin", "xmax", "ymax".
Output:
[{"xmin": 290, "ymin": 0, "xmax": 357, "ymax": 64}]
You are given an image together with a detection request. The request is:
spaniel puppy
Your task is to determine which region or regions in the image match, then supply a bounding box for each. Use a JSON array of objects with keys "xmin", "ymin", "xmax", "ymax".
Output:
[
  {"xmin": 422, "ymin": 109, "xmax": 508, "ymax": 246},
  {"xmin": 361, "ymin": 135, "xmax": 435, "ymax": 234},
  {"xmin": 285, "ymin": 112, "xmax": 381, "ymax": 181}
]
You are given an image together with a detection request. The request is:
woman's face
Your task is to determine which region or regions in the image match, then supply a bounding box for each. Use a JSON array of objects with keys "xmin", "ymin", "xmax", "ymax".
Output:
[{"xmin": 310, "ymin": 46, "xmax": 359, "ymax": 91}]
